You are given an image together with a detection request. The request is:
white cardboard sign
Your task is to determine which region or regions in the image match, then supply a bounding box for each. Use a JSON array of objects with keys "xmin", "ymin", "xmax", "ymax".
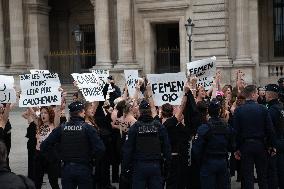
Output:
[
  {"xmin": 72, "ymin": 73, "xmax": 106, "ymax": 102},
  {"xmin": 0, "ymin": 75, "xmax": 16, "ymax": 103},
  {"xmin": 187, "ymin": 56, "xmax": 216, "ymax": 90},
  {"xmin": 30, "ymin": 69, "xmax": 50, "ymax": 74},
  {"xmin": 147, "ymin": 72, "xmax": 186, "ymax": 106},
  {"xmin": 19, "ymin": 73, "xmax": 61, "ymax": 107},
  {"xmin": 124, "ymin": 70, "xmax": 139, "ymax": 98}
]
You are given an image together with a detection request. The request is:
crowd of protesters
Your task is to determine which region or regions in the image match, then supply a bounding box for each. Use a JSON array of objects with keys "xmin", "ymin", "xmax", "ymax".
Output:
[{"xmin": 0, "ymin": 70, "xmax": 284, "ymax": 189}]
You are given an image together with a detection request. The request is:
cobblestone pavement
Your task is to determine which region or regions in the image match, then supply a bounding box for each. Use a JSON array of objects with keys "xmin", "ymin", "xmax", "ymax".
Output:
[{"xmin": 8, "ymin": 109, "xmax": 257, "ymax": 189}]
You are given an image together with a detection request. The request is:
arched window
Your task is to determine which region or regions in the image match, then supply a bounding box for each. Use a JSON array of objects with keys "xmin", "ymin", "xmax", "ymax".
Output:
[{"xmin": 274, "ymin": 0, "xmax": 284, "ymax": 57}]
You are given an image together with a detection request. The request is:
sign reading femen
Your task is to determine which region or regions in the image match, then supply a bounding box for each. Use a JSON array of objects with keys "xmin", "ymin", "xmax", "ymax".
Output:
[
  {"xmin": 187, "ymin": 56, "xmax": 216, "ymax": 90},
  {"xmin": 19, "ymin": 73, "xmax": 61, "ymax": 107},
  {"xmin": 147, "ymin": 72, "xmax": 186, "ymax": 106}
]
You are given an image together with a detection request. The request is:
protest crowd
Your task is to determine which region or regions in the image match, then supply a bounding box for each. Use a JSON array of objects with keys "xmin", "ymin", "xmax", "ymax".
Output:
[{"xmin": 0, "ymin": 57, "xmax": 284, "ymax": 189}]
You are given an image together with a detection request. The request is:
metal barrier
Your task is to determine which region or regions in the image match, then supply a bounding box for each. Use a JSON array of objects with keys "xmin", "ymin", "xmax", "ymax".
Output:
[
  {"xmin": 46, "ymin": 50, "xmax": 96, "ymax": 84},
  {"xmin": 155, "ymin": 47, "xmax": 180, "ymax": 73}
]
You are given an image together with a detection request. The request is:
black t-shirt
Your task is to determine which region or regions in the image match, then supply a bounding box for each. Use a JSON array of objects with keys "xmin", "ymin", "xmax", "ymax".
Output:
[
  {"xmin": 26, "ymin": 122, "xmax": 37, "ymax": 151},
  {"xmin": 163, "ymin": 116, "xmax": 180, "ymax": 153},
  {"xmin": 95, "ymin": 106, "xmax": 112, "ymax": 136}
]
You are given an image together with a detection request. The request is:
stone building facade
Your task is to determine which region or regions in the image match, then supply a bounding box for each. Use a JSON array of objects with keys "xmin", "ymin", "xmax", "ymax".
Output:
[{"xmin": 0, "ymin": 0, "xmax": 283, "ymax": 86}]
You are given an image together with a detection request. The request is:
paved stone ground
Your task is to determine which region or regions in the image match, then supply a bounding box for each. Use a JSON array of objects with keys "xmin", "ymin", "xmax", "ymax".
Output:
[{"xmin": 8, "ymin": 109, "xmax": 257, "ymax": 189}]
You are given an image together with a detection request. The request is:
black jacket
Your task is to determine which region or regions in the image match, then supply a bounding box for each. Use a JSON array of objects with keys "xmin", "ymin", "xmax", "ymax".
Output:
[{"xmin": 0, "ymin": 165, "xmax": 35, "ymax": 189}]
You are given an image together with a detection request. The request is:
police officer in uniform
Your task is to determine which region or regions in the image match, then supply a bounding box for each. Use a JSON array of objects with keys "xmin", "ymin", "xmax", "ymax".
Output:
[
  {"xmin": 266, "ymin": 84, "xmax": 284, "ymax": 189},
  {"xmin": 41, "ymin": 101, "xmax": 105, "ymax": 189},
  {"xmin": 122, "ymin": 99, "xmax": 171, "ymax": 189},
  {"xmin": 233, "ymin": 85, "xmax": 276, "ymax": 189},
  {"xmin": 192, "ymin": 98, "xmax": 234, "ymax": 189},
  {"xmin": 278, "ymin": 78, "xmax": 284, "ymax": 104}
]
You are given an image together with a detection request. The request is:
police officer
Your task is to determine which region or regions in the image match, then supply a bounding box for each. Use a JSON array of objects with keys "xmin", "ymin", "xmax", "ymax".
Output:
[
  {"xmin": 233, "ymin": 85, "xmax": 276, "ymax": 189},
  {"xmin": 122, "ymin": 99, "xmax": 171, "ymax": 189},
  {"xmin": 41, "ymin": 101, "xmax": 105, "ymax": 189},
  {"xmin": 192, "ymin": 98, "xmax": 234, "ymax": 189},
  {"xmin": 266, "ymin": 84, "xmax": 284, "ymax": 189},
  {"xmin": 277, "ymin": 78, "xmax": 284, "ymax": 104}
]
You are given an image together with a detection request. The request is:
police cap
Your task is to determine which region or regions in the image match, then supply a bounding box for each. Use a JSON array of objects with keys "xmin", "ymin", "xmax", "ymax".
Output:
[
  {"xmin": 68, "ymin": 101, "xmax": 85, "ymax": 113},
  {"xmin": 209, "ymin": 98, "xmax": 221, "ymax": 110},
  {"xmin": 278, "ymin": 78, "xmax": 284, "ymax": 84},
  {"xmin": 265, "ymin": 84, "xmax": 280, "ymax": 93},
  {"xmin": 139, "ymin": 99, "xmax": 150, "ymax": 109}
]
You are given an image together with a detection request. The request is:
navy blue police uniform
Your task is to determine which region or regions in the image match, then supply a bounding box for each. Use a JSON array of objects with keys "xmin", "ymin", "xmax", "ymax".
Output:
[
  {"xmin": 266, "ymin": 84, "xmax": 284, "ymax": 189},
  {"xmin": 233, "ymin": 98, "xmax": 276, "ymax": 189},
  {"xmin": 122, "ymin": 100, "xmax": 171, "ymax": 189},
  {"xmin": 40, "ymin": 102, "xmax": 105, "ymax": 189},
  {"xmin": 192, "ymin": 99, "xmax": 235, "ymax": 189}
]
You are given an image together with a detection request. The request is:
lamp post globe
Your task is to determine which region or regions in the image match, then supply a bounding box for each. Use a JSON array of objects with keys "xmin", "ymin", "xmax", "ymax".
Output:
[{"xmin": 185, "ymin": 18, "xmax": 194, "ymax": 62}]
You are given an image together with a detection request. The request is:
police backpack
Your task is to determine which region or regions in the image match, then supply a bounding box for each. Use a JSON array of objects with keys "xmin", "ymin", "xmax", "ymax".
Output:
[
  {"xmin": 203, "ymin": 119, "xmax": 230, "ymax": 157},
  {"xmin": 135, "ymin": 120, "xmax": 162, "ymax": 156}
]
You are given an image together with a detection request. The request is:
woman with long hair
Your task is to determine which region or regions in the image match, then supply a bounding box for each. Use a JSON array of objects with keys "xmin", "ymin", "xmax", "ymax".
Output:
[
  {"xmin": 84, "ymin": 102, "xmax": 99, "ymax": 130},
  {"xmin": 29, "ymin": 105, "xmax": 61, "ymax": 189}
]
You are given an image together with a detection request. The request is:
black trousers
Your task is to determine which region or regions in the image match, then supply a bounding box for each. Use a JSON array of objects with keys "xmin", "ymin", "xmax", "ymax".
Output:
[
  {"xmin": 33, "ymin": 151, "xmax": 60, "ymax": 189},
  {"xmin": 241, "ymin": 141, "xmax": 268, "ymax": 189},
  {"xmin": 28, "ymin": 149, "xmax": 35, "ymax": 180},
  {"xmin": 95, "ymin": 135, "xmax": 112, "ymax": 188}
]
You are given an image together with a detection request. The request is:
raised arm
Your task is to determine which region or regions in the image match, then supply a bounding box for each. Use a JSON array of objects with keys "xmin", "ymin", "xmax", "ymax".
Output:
[
  {"xmin": 146, "ymin": 82, "xmax": 157, "ymax": 118},
  {"xmin": 133, "ymin": 82, "xmax": 141, "ymax": 101},
  {"xmin": 28, "ymin": 107, "xmax": 39, "ymax": 126},
  {"xmin": 175, "ymin": 81, "xmax": 190, "ymax": 123},
  {"xmin": 53, "ymin": 105, "xmax": 61, "ymax": 128},
  {"xmin": 122, "ymin": 84, "xmax": 129, "ymax": 100},
  {"xmin": 2, "ymin": 103, "xmax": 11, "ymax": 127},
  {"xmin": 189, "ymin": 76, "xmax": 197, "ymax": 99}
]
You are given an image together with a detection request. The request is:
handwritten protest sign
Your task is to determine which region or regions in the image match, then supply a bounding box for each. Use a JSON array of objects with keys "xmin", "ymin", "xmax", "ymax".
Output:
[
  {"xmin": 0, "ymin": 75, "xmax": 16, "ymax": 103},
  {"xmin": 72, "ymin": 73, "xmax": 105, "ymax": 102},
  {"xmin": 19, "ymin": 73, "xmax": 61, "ymax": 107},
  {"xmin": 186, "ymin": 56, "xmax": 216, "ymax": 90},
  {"xmin": 30, "ymin": 69, "xmax": 50, "ymax": 74},
  {"xmin": 147, "ymin": 72, "xmax": 186, "ymax": 106},
  {"xmin": 92, "ymin": 69, "xmax": 109, "ymax": 88},
  {"xmin": 124, "ymin": 70, "xmax": 139, "ymax": 98}
]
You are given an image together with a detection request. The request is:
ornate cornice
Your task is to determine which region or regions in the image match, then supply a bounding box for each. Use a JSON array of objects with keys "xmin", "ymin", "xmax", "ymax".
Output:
[
  {"xmin": 27, "ymin": 3, "xmax": 51, "ymax": 15},
  {"xmin": 137, "ymin": 1, "xmax": 189, "ymax": 12}
]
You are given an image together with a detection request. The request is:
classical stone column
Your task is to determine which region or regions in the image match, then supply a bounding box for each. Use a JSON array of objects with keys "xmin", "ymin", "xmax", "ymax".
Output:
[
  {"xmin": 0, "ymin": 1, "xmax": 5, "ymax": 66},
  {"xmin": 91, "ymin": 0, "xmax": 112, "ymax": 69},
  {"xmin": 27, "ymin": 2, "xmax": 50, "ymax": 69},
  {"xmin": 117, "ymin": 0, "xmax": 134, "ymax": 64},
  {"xmin": 9, "ymin": 0, "xmax": 26, "ymax": 67},
  {"xmin": 234, "ymin": 0, "xmax": 252, "ymax": 64}
]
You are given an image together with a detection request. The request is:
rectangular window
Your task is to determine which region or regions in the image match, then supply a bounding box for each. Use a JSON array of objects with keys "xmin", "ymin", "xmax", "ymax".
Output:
[{"xmin": 274, "ymin": 0, "xmax": 284, "ymax": 57}]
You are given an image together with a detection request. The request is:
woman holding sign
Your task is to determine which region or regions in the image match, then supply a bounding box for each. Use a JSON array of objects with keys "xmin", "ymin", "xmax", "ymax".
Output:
[
  {"xmin": 29, "ymin": 106, "xmax": 61, "ymax": 189},
  {"xmin": 0, "ymin": 104, "xmax": 11, "ymax": 144}
]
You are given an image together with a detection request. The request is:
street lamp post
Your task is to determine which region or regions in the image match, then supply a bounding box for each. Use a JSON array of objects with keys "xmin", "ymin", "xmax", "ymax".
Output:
[
  {"xmin": 185, "ymin": 18, "xmax": 194, "ymax": 62},
  {"xmin": 73, "ymin": 25, "xmax": 83, "ymax": 72}
]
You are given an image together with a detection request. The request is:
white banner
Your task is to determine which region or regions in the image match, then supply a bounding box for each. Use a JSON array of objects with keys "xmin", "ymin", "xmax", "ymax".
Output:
[
  {"xmin": 30, "ymin": 69, "xmax": 50, "ymax": 74},
  {"xmin": 186, "ymin": 56, "xmax": 216, "ymax": 90},
  {"xmin": 72, "ymin": 73, "xmax": 106, "ymax": 102},
  {"xmin": 147, "ymin": 72, "xmax": 186, "ymax": 106},
  {"xmin": 19, "ymin": 73, "xmax": 61, "ymax": 107},
  {"xmin": 124, "ymin": 70, "xmax": 139, "ymax": 98},
  {"xmin": 0, "ymin": 75, "xmax": 16, "ymax": 103}
]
